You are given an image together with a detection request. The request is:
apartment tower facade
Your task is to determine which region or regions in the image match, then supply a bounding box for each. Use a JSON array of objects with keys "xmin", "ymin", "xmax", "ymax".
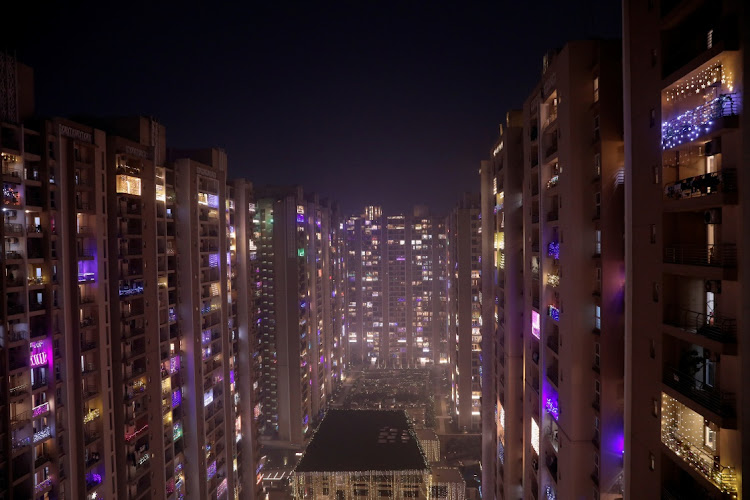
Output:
[
  {"xmin": 447, "ymin": 194, "xmax": 482, "ymax": 432},
  {"xmin": 624, "ymin": 0, "xmax": 746, "ymax": 498}
]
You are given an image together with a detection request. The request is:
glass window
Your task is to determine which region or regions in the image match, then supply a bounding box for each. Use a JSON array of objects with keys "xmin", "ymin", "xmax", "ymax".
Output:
[{"xmin": 593, "ymin": 76, "xmax": 600, "ymax": 102}]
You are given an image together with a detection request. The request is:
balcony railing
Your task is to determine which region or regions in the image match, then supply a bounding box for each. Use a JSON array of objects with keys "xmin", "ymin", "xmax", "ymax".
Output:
[
  {"xmin": 662, "ymin": 426, "xmax": 737, "ymax": 494},
  {"xmin": 664, "ymin": 243, "xmax": 736, "ymax": 268},
  {"xmin": 665, "ymin": 307, "xmax": 736, "ymax": 343},
  {"xmin": 662, "ymin": 93, "xmax": 741, "ymax": 150},
  {"xmin": 663, "ymin": 365, "xmax": 735, "ymax": 417},
  {"xmin": 664, "ymin": 170, "xmax": 736, "ymax": 201}
]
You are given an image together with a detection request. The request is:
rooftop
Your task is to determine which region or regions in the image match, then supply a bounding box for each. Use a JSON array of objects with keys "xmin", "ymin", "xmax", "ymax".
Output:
[
  {"xmin": 431, "ymin": 467, "xmax": 465, "ymax": 485},
  {"xmin": 294, "ymin": 410, "xmax": 429, "ymax": 472}
]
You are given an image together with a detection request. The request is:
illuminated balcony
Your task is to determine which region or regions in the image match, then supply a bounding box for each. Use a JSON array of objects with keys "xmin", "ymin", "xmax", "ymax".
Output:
[
  {"xmin": 34, "ymin": 477, "xmax": 53, "ymax": 494},
  {"xmin": 662, "ymin": 93, "xmax": 740, "ymax": 150},
  {"xmin": 661, "ymin": 393, "xmax": 737, "ymax": 495}
]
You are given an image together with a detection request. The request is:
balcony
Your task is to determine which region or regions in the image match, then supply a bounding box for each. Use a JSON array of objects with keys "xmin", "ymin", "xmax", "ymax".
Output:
[
  {"xmin": 664, "ymin": 307, "xmax": 736, "ymax": 346},
  {"xmin": 663, "ymin": 365, "xmax": 735, "ymax": 419},
  {"xmin": 664, "ymin": 243, "xmax": 736, "ymax": 268},
  {"xmin": 662, "ymin": 93, "xmax": 740, "ymax": 150},
  {"xmin": 663, "ymin": 170, "xmax": 736, "ymax": 208},
  {"xmin": 662, "ymin": 422, "xmax": 737, "ymax": 495}
]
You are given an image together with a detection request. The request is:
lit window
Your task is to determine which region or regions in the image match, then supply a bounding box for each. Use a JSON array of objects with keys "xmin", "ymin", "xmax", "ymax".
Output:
[
  {"xmin": 116, "ymin": 175, "xmax": 141, "ymax": 196},
  {"xmin": 593, "ymin": 76, "xmax": 600, "ymax": 102}
]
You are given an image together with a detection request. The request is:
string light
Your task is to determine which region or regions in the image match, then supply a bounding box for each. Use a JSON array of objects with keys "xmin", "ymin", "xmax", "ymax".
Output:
[
  {"xmin": 661, "ymin": 93, "xmax": 740, "ymax": 150},
  {"xmin": 664, "ymin": 62, "xmax": 734, "ymax": 103},
  {"xmin": 660, "ymin": 393, "xmax": 737, "ymax": 493}
]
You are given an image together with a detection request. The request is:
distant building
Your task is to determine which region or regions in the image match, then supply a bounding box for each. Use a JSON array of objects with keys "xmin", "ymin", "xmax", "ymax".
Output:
[
  {"xmin": 430, "ymin": 467, "xmax": 466, "ymax": 500},
  {"xmin": 415, "ymin": 428, "xmax": 441, "ymax": 463},
  {"xmin": 447, "ymin": 194, "xmax": 482, "ymax": 432},
  {"xmin": 253, "ymin": 187, "xmax": 346, "ymax": 449},
  {"xmin": 346, "ymin": 206, "xmax": 447, "ymax": 368},
  {"xmin": 291, "ymin": 410, "xmax": 431, "ymax": 499}
]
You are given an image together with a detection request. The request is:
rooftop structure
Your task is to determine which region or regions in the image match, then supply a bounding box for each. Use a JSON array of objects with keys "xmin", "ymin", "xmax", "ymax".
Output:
[{"xmin": 295, "ymin": 410, "xmax": 428, "ymax": 472}]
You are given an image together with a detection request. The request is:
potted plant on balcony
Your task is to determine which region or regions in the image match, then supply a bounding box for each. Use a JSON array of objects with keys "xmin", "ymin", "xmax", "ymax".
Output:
[{"xmin": 679, "ymin": 349, "xmax": 706, "ymax": 390}]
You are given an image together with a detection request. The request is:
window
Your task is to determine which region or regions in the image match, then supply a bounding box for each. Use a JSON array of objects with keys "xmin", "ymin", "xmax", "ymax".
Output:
[
  {"xmin": 594, "ymin": 342, "xmax": 600, "ymax": 368},
  {"xmin": 650, "ymin": 224, "xmax": 656, "ymax": 244},
  {"xmin": 704, "ymin": 423, "xmax": 716, "ymax": 450},
  {"xmin": 593, "ymin": 76, "xmax": 600, "ymax": 102},
  {"xmin": 593, "ymin": 115, "xmax": 600, "ymax": 140},
  {"xmin": 649, "ymin": 453, "xmax": 656, "ymax": 471},
  {"xmin": 595, "ymin": 230, "xmax": 602, "ymax": 255},
  {"xmin": 594, "ymin": 193, "xmax": 601, "ymax": 218},
  {"xmin": 652, "ymin": 398, "xmax": 659, "ymax": 417},
  {"xmin": 594, "ymin": 153, "xmax": 601, "ymax": 177},
  {"xmin": 595, "ymin": 267, "xmax": 602, "ymax": 293},
  {"xmin": 595, "ymin": 306, "xmax": 601, "ymax": 330}
]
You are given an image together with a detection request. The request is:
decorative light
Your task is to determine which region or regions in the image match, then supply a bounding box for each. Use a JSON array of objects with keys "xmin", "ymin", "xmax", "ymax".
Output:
[
  {"xmin": 30, "ymin": 340, "xmax": 49, "ymax": 368},
  {"xmin": 545, "ymin": 396, "xmax": 560, "ymax": 421},
  {"xmin": 547, "ymin": 241, "xmax": 560, "ymax": 260},
  {"xmin": 125, "ymin": 424, "xmax": 148, "ymax": 442},
  {"xmin": 547, "ymin": 273, "xmax": 560, "ymax": 287},
  {"xmin": 207, "ymin": 460, "xmax": 217, "ymax": 480},
  {"xmin": 83, "ymin": 408, "xmax": 100, "ymax": 423},
  {"xmin": 547, "ymin": 175, "xmax": 559, "ymax": 189},
  {"xmin": 661, "ymin": 392, "xmax": 737, "ymax": 493},
  {"xmin": 662, "ymin": 93, "xmax": 740, "ymax": 150},
  {"xmin": 172, "ymin": 389, "xmax": 182, "ymax": 408},
  {"xmin": 548, "ymin": 305, "xmax": 560, "ymax": 321},
  {"xmin": 531, "ymin": 310, "xmax": 541, "ymax": 339},
  {"xmin": 209, "ymin": 253, "xmax": 220, "ymax": 268},
  {"xmin": 545, "ymin": 485, "xmax": 557, "ymax": 500},
  {"xmin": 173, "ymin": 422, "xmax": 183, "ymax": 441},
  {"xmin": 33, "ymin": 426, "xmax": 52, "ymax": 443},
  {"xmin": 217, "ymin": 478, "xmax": 228, "ymax": 497},
  {"xmin": 32, "ymin": 402, "xmax": 50, "ymax": 418},
  {"xmin": 35, "ymin": 477, "xmax": 54, "ymax": 493},
  {"xmin": 170, "ymin": 356, "xmax": 179, "ymax": 374},
  {"xmin": 664, "ymin": 62, "xmax": 733, "ymax": 103},
  {"xmin": 531, "ymin": 418, "xmax": 540, "ymax": 455},
  {"xmin": 204, "ymin": 389, "xmax": 213, "ymax": 407}
]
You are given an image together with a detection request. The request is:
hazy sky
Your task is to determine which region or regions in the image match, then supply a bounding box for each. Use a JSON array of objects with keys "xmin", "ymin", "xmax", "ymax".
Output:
[{"xmin": 8, "ymin": 0, "xmax": 621, "ymax": 215}]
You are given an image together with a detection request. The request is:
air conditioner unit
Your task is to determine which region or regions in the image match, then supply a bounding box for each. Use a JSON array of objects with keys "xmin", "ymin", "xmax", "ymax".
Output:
[
  {"xmin": 704, "ymin": 138, "xmax": 722, "ymax": 156},
  {"xmin": 704, "ymin": 209, "xmax": 721, "ymax": 224},
  {"xmin": 705, "ymin": 280, "xmax": 722, "ymax": 293}
]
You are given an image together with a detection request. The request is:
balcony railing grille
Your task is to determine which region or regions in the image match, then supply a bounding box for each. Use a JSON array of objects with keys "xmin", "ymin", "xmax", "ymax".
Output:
[
  {"xmin": 663, "ymin": 365, "xmax": 735, "ymax": 417},
  {"xmin": 664, "ymin": 243, "xmax": 736, "ymax": 268}
]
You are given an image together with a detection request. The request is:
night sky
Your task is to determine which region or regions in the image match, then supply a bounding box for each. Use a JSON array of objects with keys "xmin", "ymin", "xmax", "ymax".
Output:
[{"xmin": 8, "ymin": 1, "xmax": 621, "ymax": 214}]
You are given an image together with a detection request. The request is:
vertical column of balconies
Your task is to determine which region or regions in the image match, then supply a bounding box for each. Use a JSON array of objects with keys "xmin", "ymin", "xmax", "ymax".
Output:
[
  {"xmin": 296, "ymin": 201, "xmax": 311, "ymax": 440},
  {"xmin": 196, "ymin": 175, "xmax": 229, "ymax": 498},
  {"xmin": 539, "ymin": 87, "xmax": 561, "ymax": 500},
  {"xmin": 3, "ymin": 123, "xmax": 58, "ymax": 500},
  {"xmin": 113, "ymin": 157, "xmax": 152, "ymax": 500},
  {"xmin": 656, "ymin": 52, "xmax": 742, "ymax": 498},
  {"xmin": 155, "ymin": 165, "xmax": 184, "ymax": 499},
  {"xmin": 523, "ymin": 91, "xmax": 544, "ymax": 500},
  {"xmin": 225, "ymin": 188, "xmax": 240, "ymax": 499}
]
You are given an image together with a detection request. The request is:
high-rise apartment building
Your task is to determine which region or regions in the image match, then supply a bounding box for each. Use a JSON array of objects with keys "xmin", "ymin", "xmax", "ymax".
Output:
[
  {"xmin": 480, "ymin": 111, "xmax": 525, "ymax": 499},
  {"xmin": 624, "ymin": 1, "xmax": 746, "ymax": 498},
  {"xmin": 480, "ymin": 40, "xmax": 625, "ymax": 499},
  {"xmin": 253, "ymin": 187, "xmax": 345, "ymax": 450},
  {"xmin": 346, "ymin": 206, "xmax": 447, "ymax": 368},
  {"xmin": 231, "ymin": 178, "xmax": 263, "ymax": 499},
  {"xmin": 0, "ymin": 57, "xmax": 262, "ymax": 499},
  {"xmin": 447, "ymin": 194, "xmax": 482, "ymax": 432}
]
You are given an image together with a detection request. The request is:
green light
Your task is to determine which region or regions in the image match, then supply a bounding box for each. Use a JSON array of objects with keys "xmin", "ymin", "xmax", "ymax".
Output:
[{"xmin": 298, "ymin": 248, "xmax": 305, "ymax": 257}]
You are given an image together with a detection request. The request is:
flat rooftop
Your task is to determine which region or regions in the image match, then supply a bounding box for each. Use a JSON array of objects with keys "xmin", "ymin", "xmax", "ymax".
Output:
[
  {"xmin": 295, "ymin": 410, "xmax": 429, "ymax": 472},
  {"xmin": 431, "ymin": 467, "xmax": 465, "ymax": 484}
]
